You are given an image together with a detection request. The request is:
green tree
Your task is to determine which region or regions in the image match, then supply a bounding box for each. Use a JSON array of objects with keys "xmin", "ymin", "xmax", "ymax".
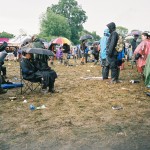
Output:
[
  {"xmin": 0, "ymin": 31, "xmax": 14, "ymax": 38},
  {"xmin": 116, "ymin": 26, "xmax": 128, "ymax": 37},
  {"xmin": 50, "ymin": 0, "xmax": 87, "ymax": 44},
  {"xmin": 40, "ymin": 9, "xmax": 71, "ymax": 41}
]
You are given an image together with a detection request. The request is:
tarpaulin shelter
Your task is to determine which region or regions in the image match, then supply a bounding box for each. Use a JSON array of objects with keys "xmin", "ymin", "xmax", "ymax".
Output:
[
  {"xmin": 8, "ymin": 35, "xmax": 31, "ymax": 47},
  {"xmin": 0, "ymin": 38, "xmax": 9, "ymax": 44}
]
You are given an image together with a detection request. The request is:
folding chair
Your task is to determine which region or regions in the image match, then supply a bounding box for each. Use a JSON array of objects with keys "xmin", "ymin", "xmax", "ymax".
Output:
[{"xmin": 20, "ymin": 62, "xmax": 43, "ymax": 94}]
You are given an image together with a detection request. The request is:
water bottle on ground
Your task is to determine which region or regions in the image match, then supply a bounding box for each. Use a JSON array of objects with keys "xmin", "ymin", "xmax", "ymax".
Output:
[{"xmin": 30, "ymin": 104, "xmax": 36, "ymax": 110}]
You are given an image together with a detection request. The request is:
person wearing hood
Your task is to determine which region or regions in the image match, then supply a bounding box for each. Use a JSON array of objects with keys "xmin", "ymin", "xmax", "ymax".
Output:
[
  {"xmin": 106, "ymin": 22, "xmax": 119, "ymax": 83},
  {"xmin": 100, "ymin": 28, "xmax": 110, "ymax": 79}
]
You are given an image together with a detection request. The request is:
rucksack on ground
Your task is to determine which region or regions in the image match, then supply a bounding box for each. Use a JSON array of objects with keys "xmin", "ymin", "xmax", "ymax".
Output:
[{"xmin": 116, "ymin": 35, "xmax": 124, "ymax": 52}]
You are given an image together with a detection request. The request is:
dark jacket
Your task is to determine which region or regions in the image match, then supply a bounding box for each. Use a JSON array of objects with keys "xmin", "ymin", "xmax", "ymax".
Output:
[
  {"xmin": 63, "ymin": 44, "xmax": 70, "ymax": 53},
  {"xmin": 131, "ymin": 39, "xmax": 137, "ymax": 53},
  {"xmin": 20, "ymin": 58, "xmax": 39, "ymax": 81},
  {"xmin": 21, "ymin": 58, "xmax": 57, "ymax": 86},
  {"xmin": 106, "ymin": 22, "xmax": 119, "ymax": 57},
  {"xmin": 0, "ymin": 42, "xmax": 8, "ymax": 52}
]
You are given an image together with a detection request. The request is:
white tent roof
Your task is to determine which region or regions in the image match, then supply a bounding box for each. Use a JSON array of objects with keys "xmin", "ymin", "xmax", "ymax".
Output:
[{"xmin": 8, "ymin": 35, "xmax": 31, "ymax": 46}]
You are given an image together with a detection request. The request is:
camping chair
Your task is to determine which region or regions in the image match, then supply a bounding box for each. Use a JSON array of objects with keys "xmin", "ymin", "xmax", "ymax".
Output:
[
  {"xmin": 20, "ymin": 68, "xmax": 43, "ymax": 95},
  {"xmin": 20, "ymin": 58, "xmax": 43, "ymax": 95}
]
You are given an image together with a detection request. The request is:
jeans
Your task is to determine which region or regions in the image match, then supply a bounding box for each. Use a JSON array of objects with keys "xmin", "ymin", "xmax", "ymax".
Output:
[
  {"xmin": 108, "ymin": 56, "xmax": 119, "ymax": 81},
  {"xmin": 101, "ymin": 59, "xmax": 109, "ymax": 79}
]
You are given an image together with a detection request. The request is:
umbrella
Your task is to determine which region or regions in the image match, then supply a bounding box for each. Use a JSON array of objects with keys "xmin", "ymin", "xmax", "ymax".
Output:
[
  {"xmin": 79, "ymin": 34, "xmax": 93, "ymax": 41},
  {"xmin": 52, "ymin": 37, "xmax": 71, "ymax": 45},
  {"xmin": 22, "ymin": 38, "xmax": 31, "ymax": 45},
  {"xmin": 131, "ymin": 31, "xmax": 141, "ymax": 36},
  {"xmin": 125, "ymin": 36, "xmax": 134, "ymax": 40},
  {"xmin": 93, "ymin": 41, "xmax": 100, "ymax": 45},
  {"xmin": 21, "ymin": 47, "xmax": 54, "ymax": 56}
]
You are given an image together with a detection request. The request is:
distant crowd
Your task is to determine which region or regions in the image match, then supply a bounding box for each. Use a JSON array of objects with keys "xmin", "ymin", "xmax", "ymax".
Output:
[{"xmin": 0, "ymin": 22, "xmax": 150, "ymax": 94}]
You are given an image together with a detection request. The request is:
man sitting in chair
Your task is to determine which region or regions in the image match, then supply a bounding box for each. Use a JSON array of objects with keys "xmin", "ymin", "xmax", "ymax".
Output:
[{"xmin": 20, "ymin": 52, "xmax": 57, "ymax": 93}]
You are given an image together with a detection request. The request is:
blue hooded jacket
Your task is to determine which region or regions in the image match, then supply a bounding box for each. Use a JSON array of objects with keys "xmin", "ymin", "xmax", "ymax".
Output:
[{"xmin": 100, "ymin": 29, "xmax": 110, "ymax": 59}]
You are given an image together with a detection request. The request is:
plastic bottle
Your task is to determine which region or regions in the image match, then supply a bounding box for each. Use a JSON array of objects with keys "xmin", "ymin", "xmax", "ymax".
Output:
[{"xmin": 30, "ymin": 104, "xmax": 36, "ymax": 110}]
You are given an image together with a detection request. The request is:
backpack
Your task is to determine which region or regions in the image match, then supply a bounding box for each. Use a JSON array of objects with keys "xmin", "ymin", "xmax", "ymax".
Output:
[{"xmin": 116, "ymin": 35, "xmax": 124, "ymax": 52}]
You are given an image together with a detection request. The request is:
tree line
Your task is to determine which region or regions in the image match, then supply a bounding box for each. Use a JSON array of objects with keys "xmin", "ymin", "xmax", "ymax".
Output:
[{"xmin": 1, "ymin": 0, "xmax": 140, "ymax": 45}]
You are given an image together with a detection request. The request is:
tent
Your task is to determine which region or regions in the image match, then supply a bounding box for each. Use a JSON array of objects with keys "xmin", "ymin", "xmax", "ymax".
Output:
[
  {"xmin": 8, "ymin": 35, "xmax": 31, "ymax": 47},
  {"xmin": 0, "ymin": 38, "xmax": 9, "ymax": 44}
]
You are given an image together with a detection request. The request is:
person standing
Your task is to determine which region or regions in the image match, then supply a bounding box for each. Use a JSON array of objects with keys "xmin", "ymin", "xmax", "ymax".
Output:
[
  {"xmin": 131, "ymin": 34, "xmax": 139, "ymax": 53},
  {"xmin": 100, "ymin": 28, "xmax": 110, "ymax": 79},
  {"xmin": 72, "ymin": 47, "xmax": 77, "ymax": 64},
  {"xmin": 80, "ymin": 40, "xmax": 87, "ymax": 64},
  {"xmin": 56, "ymin": 46, "xmax": 63, "ymax": 64},
  {"xmin": 13, "ymin": 47, "xmax": 18, "ymax": 61},
  {"xmin": 106, "ymin": 22, "xmax": 119, "ymax": 83},
  {"xmin": 63, "ymin": 43, "xmax": 70, "ymax": 66},
  {"xmin": 134, "ymin": 32, "xmax": 150, "ymax": 74},
  {"xmin": 92, "ymin": 43, "xmax": 99, "ymax": 65}
]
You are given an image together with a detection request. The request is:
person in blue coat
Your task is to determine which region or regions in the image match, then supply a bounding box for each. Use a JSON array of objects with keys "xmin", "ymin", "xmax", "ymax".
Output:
[
  {"xmin": 117, "ymin": 45, "xmax": 125, "ymax": 77},
  {"xmin": 100, "ymin": 28, "xmax": 110, "ymax": 79}
]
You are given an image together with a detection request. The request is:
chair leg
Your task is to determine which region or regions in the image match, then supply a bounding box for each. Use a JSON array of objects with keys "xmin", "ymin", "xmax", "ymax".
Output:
[{"xmin": 20, "ymin": 80, "xmax": 42, "ymax": 94}]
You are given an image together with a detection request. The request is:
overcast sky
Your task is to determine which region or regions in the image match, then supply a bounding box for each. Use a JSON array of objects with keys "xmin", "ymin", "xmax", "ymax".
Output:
[{"xmin": 0, "ymin": 0, "xmax": 149, "ymax": 37}]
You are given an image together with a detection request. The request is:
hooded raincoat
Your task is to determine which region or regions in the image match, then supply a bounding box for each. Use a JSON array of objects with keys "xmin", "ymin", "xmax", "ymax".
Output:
[
  {"xmin": 100, "ymin": 29, "xmax": 110, "ymax": 59},
  {"xmin": 106, "ymin": 22, "xmax": 119, "ymax": 58},
  {"xmin": 105, "ymin": 22, "xmax": 119, "ymax": 81},
  {"xmin": 134, "ymin": 39, "xmax": 150, "ymax": 73}
]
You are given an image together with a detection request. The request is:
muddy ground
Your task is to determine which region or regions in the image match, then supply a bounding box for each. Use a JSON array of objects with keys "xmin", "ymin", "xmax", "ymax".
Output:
[{"xmin": 0, "ymin": 60, "xmax": 150, "ymax": 150}]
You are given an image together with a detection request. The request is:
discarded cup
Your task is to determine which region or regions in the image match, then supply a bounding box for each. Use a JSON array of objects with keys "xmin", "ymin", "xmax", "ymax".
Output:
[
  {"xmin": 30, "ymin": 104, "xmax": 35, "ymax": 110},
  {"xmin": 87, "ymin": 70, "xmax": 91, "ymax": 72},
  {"xmin": 130, "ymin": 80, "xmax": 140, "ymax": 84},
  {"xmin": 112, "ymin": 106, "xmax": 123, "ymax": 110}
]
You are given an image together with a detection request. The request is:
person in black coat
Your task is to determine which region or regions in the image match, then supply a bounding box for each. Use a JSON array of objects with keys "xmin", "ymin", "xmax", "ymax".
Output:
[
  {"xmin": 105, "ymin": 22, "xmax": 119, "ymax": 83},
  {"xmin": 20, "ymin": 53, "xmax": 57, "ymax": 93},
  {"xmin": 131, "ymin": 35, "xmax": 139, "ymax": 53},
  {"xmin": 0, "ymin": 42, "xmax": 8, "ymax": 77},
  {"xmin": 63, "ymin": 43, "xmax": 70, "ymax": 66}
]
